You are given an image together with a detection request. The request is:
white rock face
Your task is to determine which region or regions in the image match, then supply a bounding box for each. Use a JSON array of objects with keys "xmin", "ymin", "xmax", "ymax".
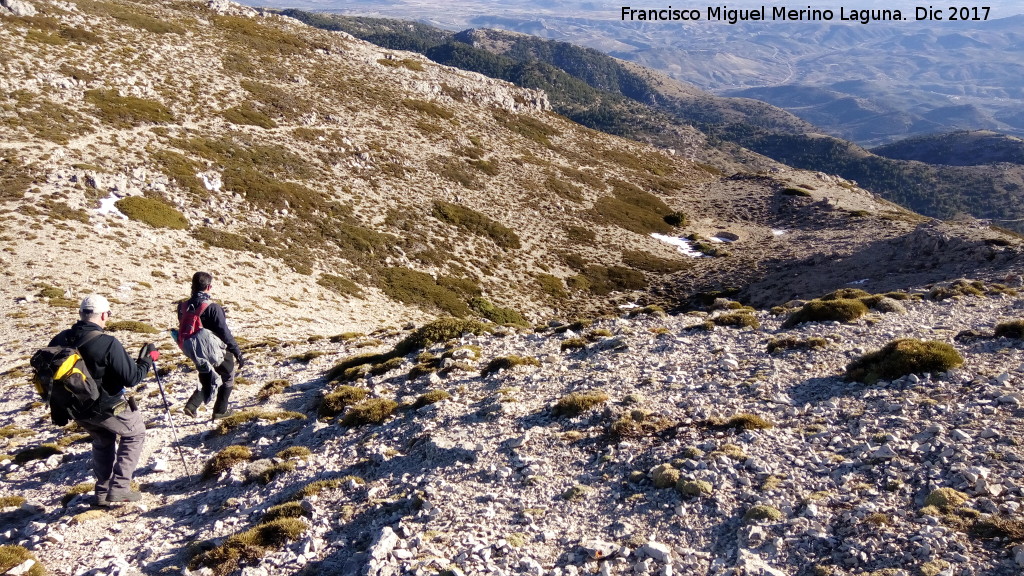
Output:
[{"xmin": 2, "ymin": 0, "xmax": 36, "ymax": 16}]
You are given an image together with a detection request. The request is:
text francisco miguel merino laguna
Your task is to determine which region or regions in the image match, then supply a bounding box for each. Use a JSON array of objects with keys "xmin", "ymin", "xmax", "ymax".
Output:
[{"xmin": 621, "ymin": 6, "xmax": 992, "ymax": 24}]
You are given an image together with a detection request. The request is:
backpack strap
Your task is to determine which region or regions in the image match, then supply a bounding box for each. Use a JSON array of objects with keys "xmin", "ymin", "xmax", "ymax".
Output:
[{"xmin": 74, "ymin": 330, "xmax": 104, "ymax": 351}]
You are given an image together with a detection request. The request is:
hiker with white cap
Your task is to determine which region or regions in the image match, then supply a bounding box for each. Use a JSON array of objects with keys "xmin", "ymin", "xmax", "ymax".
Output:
[{"xmin": 47, "ymin": 294, "xmax": 159, "ymax": 506}]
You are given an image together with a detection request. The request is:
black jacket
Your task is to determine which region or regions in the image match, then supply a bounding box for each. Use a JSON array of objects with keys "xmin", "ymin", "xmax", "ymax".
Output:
[
  {"xmin": 49, "ymin": 321, "xmax": 153, "ymax": 398},
  {"xmin": 179, "ymin": 292, "xmax": 243, "ymax": 363}
]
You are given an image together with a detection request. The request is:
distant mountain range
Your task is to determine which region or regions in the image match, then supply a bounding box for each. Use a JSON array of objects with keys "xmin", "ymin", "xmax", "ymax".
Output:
[{"xmin": 279, "ymin": 10, "xmax": 1024, "ymax": 232}]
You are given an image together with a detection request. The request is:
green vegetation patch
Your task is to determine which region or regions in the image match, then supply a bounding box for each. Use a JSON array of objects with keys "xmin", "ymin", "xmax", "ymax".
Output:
[
  {"xmin": 622, "ymin": 250, "xmax": 688, "ymax": 274},
  {"xmin": 105, "ymin": 320, "xmax": 159, "ymax": 334},
  {"xmin": 115, "ymin": 196, "xmax": 188, "ymax": 230},
  {"xmin": 471, "ymin": 298, "xmax": 527, "ymax": 326},
  {"xmin": 743, "ymin": 504, "xmax": 784, "ymax": 523},
  {"xmin": 994, "ymin": 320, "xmax": 1024, "ymax": 339},
  {"xmin": 592, "ymin": 181, "xmax": 674, "ymax": 235},
  {"xmin": 431, "ymin": 200, "xmax": 521, "ymax": 249},
  {"xmin": 845, "ymin": 339, "xmax": 964, "ymax": 384},
  {"xmin": 0, "ymin": 545, "xmax": 44, "ymax": 576},
  {"xmin": 263, "ymin": 502, "xmax": 306, "ymax": 522},
  {"xmin": 222, "ymin": 105, "xmax": 278, "ymax": 129},
  {"xmin": 189, "ymin": 518, "xmax": 307, "ymax": 576},
  {"xmin": 378, "ymin": 267, "xmax": 471, "ymax": 317},
  {"xmin": 536, "ymin": 274, "xmax": 567, "ymax": 299},
  {"xmin": 318, "ymin": 274, "xmax": 363, "ymax": 299},
  {"xmin": 552, "ymin": 391, "xmax": 609, "ymax": 417},
  {"xmin": 340, "ymin": 398, "xmax": 398, "ymax": 427},
  {"xmin": 783, "ymin": 298, "xmax": 868, "ymax": 328},
  {"xmin": 767, "ymin": 336, "xmax": 829, "ymax": 353},
  {"xmin": 412, "ymin": 390, "xmax": 451, "ymax": 409},
  {"xmin": 319, "ymin": 385, "xmax": 372, "ymax": 416},
  {"xmin": 712, "ymin": 312, "xmax": 760, "ymax": 329},
  {"xmin": 708, "ymin": 413, "xmax": 774, "ymax": 431},
  {"xmin": 568, "ymin": 264, "xmax": 646, "ymax": 296},
  {"xmin": 84, "ymin": 89, "xmax": 173, "ymax": 128},
  {"xmin": 0, "ymin": 156, "xmax": 33, "ymax": 202},
  {"xmin": 214, "ymin": 410, "xmax": 307, "ymax": 435},
  {"xmin": 203, "ymin": 445, "xmax": 253, "ymax": 480},
  {"xmin": 14, "ymin": 443, "xmax": 61, "ymax": 464},
  {"xmin": 481, "ymin": 355, "xmax": 540, "ymax": 378}
]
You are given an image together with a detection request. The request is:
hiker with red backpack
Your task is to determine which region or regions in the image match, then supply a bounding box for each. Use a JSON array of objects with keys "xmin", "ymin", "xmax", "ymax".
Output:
[
  {"xmin": 43, "ymin": 295, "xmax": 159, "ymax": 506},
  {"xmin": 177, "ymin": 271, "xmax": 244, "ymax": 420}
]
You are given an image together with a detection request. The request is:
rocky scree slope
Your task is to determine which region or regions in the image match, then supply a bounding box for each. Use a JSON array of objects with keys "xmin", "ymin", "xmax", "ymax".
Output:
[{"xmin": 5, "ymin": 287, "xmax": 1024, "ymax": 576}]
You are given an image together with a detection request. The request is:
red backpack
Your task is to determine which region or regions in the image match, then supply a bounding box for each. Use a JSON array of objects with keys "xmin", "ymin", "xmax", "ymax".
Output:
[{"xmin": 177, "ymin": 300, "xmax": 210, "ymax": 348}]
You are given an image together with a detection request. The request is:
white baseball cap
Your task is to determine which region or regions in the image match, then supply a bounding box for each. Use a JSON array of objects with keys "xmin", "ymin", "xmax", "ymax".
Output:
[{"xmin": 79, "ymin": 294, "xmax": 111, "ymax": 315}]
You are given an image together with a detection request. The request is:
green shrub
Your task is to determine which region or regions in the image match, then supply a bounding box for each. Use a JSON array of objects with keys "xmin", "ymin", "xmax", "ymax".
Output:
[
  {"xmin": 651, "ymin": 464, "xmax": 680, "ymax": 488},
  {"xmin": 403, "ymin": 99, "xmax": 454, "ymax": 119},
  {"xmin": 413, "ymin": 390, "xmax": 451, "ymax": 409},
  {"xmin": 318, "ymin": 385, "xmax": 369, "ymax": 418},
  {"xmin": 189, "ymin": 518, "xmax": 307, "ymax": 575},
  {"xmin": 924, "ymin": 488, "xmax": 970, "ymax": 511},
  {"xmin": 214, "ymin": 410, "xmax": 307, "ymax": 435},
  {"xmin": 929, "ymin": 279, "xmax": 986, "ymax": 301},
  {"xmin": 471, "ymin": 298, "xmax": 527, "ymax": 326},
  {"xmin": 0, "ymin": 546, "xmax": 44, "ymax": 576},
  {"xmin": 536, "ymin": 274, "xmax": 567, "ymax": 299},
  {"xmin": 393, "ymin": 317, "xmax": 492, "ymax": 356},
  {"xmin": 677, "ymin": 479, "xmax": 714, "ymax": 497},
  {"xmin": 202, "ymin": 445, "xmax": 253, "ymax": 480},
  {"xmin": 994, "ymin": 320, "xmax": 1024, "ymax": 339},
  {"xmin": 571, "ymin": 265, "xmax": 647, "ymax": 296},
  {"xmin": 288, "ymin": 479, "xmax": 345, "ymax": 502},
  {"xmin": 560, "ymin": 337, "xmax": 588, "ymax": 352},
  {"xmin": 276, "ymin": 446, "xmax": 311, "ymax": 460},
  {"xmin": 288, "ymin": 351, "xmax": 325, "ymax": 364},
  {"xmin": 263, "ymin": 502, "xmax": 306, "ymax": 522},
  {"xmin": 592, "ymin": 183, "xmax": 674, "ymax": 235},
  {"xmin": 317, "ymin": 274, "xmax": 363, "ymax": 299},
  {"xmin": 256, "ymin": 379, "xmax": 289, "ymax": 401},
  {"xmin": 481, "ymin": 355, "xmax": 540, "ymax": 378},
  {"xmin": 710, "ymin": 413, "xmax": 774, "ymax": 431},
  {"xmin": 222, "ymin": 105, "xmax": 277, "ymax": 128},
  {"xmin": 341, "ymin": 398, "xmax": 398, "ymax": 427},
  {"xmin": 105, "ymin": 320, "xmax": 159, "ymax": 334},
  {"xmin": 0, "ymin": 495, "xmax": 26, "ymax": 508},
  {"xmin": 743, "ymin": 504, "xmax": 784, "ymax": 522},
  {"xmin": 552, "ymin": 391, "xmax": 609, "ymax": 417},
  {"xmin": 115, "ymin": 196, "xmax": 188, "ymax": 230},
  {"xmin": 431, "ymin": 200, "xmax": 521, "ymax": 249},
  {"xmin": 254, "ymin": 460, "xmax": 296, "ymax": 485},
  {"xmin": 663, "ymin": 211, "xmax": 689, "ymax": 227},
  {"xmin": 767, "ymin": 336, "xmax": 828, "ymax": 353},
  {"xmin": 621, "ymin": 251, "xmax": 687, "ymax": 274},
  {"xmin": 378, "ymin": 267, "xmax": 471, "ymax": 317},
  {"xmin": 782, "ymin": 187, "xmax": 812, "ymax": 197},
  {"xmin": 561, "ymin": 485, "xmax": 591, "ymax": 502},
  {"xmin": 14, "ymin": 444, "xmax": 61, "ymax": 464},
  {"xmin": 783, "ymin": 298, "xmax": 868, "ymax": 328},
  {"xmin": 845, "ymin": 339, "xmax": 964, "ymax": 384},
  {"xmin": 609, "ymin": 410, "xmax": 673, "ymax": 438},
  {"xmin": 713, "ymin": 312, "xmax": 760, "ymax": 329},
  {"xmin": 821, "ymin": 288, "xmax": 871, "ymax": 301},
  {"xmin": 84, "ymin": 89, "xmax": 173, "ymax": 127}
]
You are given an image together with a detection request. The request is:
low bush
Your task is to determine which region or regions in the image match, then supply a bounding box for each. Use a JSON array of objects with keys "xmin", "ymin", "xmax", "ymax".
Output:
[
  {"xmin": 767, "ymin": 336, "xmax": 828, "ymax": 353},
  {"xmin": 0, "ymin": 545, "xmax": 44, "ymax": 576},
  {"xmin": 378, "ymin": 267, "xmax": 470, "ymax": 317},
  {"xmin": 263, "ymin": 502, "xmax": 306, "ymax": 522},
  {"xmin": 318, "ymin": 385, "xmax": 368, "ymax": 418},
  {"xmin": 610, "ymin": 410, "xmax": 674, "ymax": 438},
  {"xmin": 222, "ymin": 105, "xmax": 277, "ymax": 128},
  {"xmin": 481, "ymin": 355, "xmax": 540, "ymax": 378},
  {"xmin": 845, "ymin": 339, "xmax": 964, "ymax": 384},
  {"xmin": 115, "ymin": 196, "xmax": 188, "ymax": 230},
  {"xmin": 708, "ymin": 413, "xmax": 774, "ymax": 431},
  {"xmin": 105, "ymin": 320, "xmax": 159, "ymax": 334},
  {"xmin": 560, "ymin": 337, "xmax": 588, "ymax": 352},
  {"xmin": 189, "ymin": 518, "xmax": 307, "ymax": 575},
  {"xmin": 214, "ymin": 410, "xmax": 307, "ymax": 435},
  {"xmin": 783, "ymin": 298, "xmax": 868, "ymax": 328},
  {"xmin": 677, "ymin": 479, "xmax": 713, "ymax": 497},
  {"xmin": 713, "ymin": 312, "xmax": 759, "ymax": 329},
  {"xmin": 84, "ymin": 89, "xmax": 173, "ymax": 128},
  {"xmin": 341, "ymin": 398, "xmax": 398, "ymax": 427},
  {"xmin": 202, "ymin": 445, "xmax": 253, "ymax": 480},
  {"xmin": 552, "ymin": 391, "xmax": 609, "ymax": 417},
  {"xmin": 317, "ymin": 274, "xmax": 363, "ymax": 299},
  {"xmin": 743, "ymin": 504, "xmax": 784, "ymax": 523},
  {"xmin": 994, "ymin": 320, "xmax": 1024, "ymax": 339},
  {"xmin": 412, "ymin": 390, "xmax": 451, "ymax": 409},
  {"xmin": 257, "ymin": 380, "xmax": 290, "ymax": 401},
  {"xmin": 471, "ymin": 298, "xmax": 527, "ymax": 326},
  {"xmin": 431, "ymin": 200, "xmax": 520, "ymax": 249}
]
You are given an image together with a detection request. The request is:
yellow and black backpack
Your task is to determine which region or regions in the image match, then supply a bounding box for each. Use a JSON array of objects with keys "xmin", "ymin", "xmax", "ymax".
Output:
[{"xmin": 30, "ymin": 332, "xmax": 104, "ymax": 425}]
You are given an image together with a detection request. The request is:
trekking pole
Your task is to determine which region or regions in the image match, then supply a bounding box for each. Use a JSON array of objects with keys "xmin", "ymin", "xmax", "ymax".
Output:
[{"xmin": 151, "ymin": 360, "xmax": 194, "ymax": 482}]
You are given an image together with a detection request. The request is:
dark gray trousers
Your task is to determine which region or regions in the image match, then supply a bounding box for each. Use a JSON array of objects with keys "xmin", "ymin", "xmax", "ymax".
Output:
[
  {"xmin": 77, "ymin": 406, "xmax": 146, "ymax": 500},
  {"xmin": 185, "ymin": 354, "xmax": 235, "ymax": 414}
]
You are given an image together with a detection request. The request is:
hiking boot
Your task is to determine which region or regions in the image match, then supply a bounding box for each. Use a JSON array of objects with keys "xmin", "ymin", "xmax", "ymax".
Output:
[
  {"xmin": 182, "ymin": 405, "xmax": 197, "ymax": 418},
  {"xmin": 103, "ymin": 490, "xmax": 143, "ymax": 506},
  {"xmin": 212, "ymin": 409, "xmax": 235, "ymax": 421}
]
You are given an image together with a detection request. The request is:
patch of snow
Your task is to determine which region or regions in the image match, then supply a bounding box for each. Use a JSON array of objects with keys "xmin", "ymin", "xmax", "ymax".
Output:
[
  {"xmin": 848, "ymin": 279, "xmax": 870, "ymax": 285},
  {"xmin": 618, "ymin": 303, "xmax": 640, "ymax": 310},
  {"xmin": 96, "ymin": 193, "xmax": 127, "ymax": 218},
  {"xmin": 198, "ymin": 171, "xmax": 222, "ymax": 192},
  {"xmin": 771, "ymin": 229, "xmax": 786, "ymax": 236},
  {"xmin": 651, "ymin": 233, "xmax": 708, "ymax": 258}
]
